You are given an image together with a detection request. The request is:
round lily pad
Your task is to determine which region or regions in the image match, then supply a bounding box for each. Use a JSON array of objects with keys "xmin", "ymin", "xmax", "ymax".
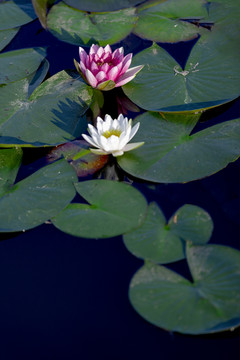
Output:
[
  {"xmin": 123, "ymin": 42, "xmax": 240, "ymax": 112},
  {"xmin": 0, "ymin": 70, "xmax": 93, "ymax": 147},
  {"xmin": 117, "ymin": 112, "xmax": 240, "ymax": 183},
  {"xmin": 52, "ymin": 179, "xmax": 148, "ymax": 238},
  {"xmin": 129, "ymin": 244, "xmax": 240, "ymax": 334},
  {"xmin": 0, "ymin": 159, "xmax": 78, "ymax": 232},
  {"xmin": 134, "ymin": 0, "xmax": 209, "ymax": 43},
  {"xmin": 0, "ymin": 0, "xmax": 37, "ymax": 30},
  {"xmin": 123, "ymin": 202, "xmax": 213, "ymax": 263},
  {"xmin": 47, "ymin": 2, "xmax": 138, "ymax": 46},
  {"xmin": 0, "ymin": 47, "xmax": 46, "ymax": 84}
]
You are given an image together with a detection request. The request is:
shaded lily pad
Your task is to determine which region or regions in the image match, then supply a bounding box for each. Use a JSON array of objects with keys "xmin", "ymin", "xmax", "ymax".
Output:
[
  {"xmin": 123, "ymin": 42, "xmax": 240, "ymax": 112},
  {"xmin": 0, "ymin": 147, "xmax": 23, "ymax": 197},
  {"xmin": 129, "ymin": 244, "xmax": 240, "ymax": 334},
  {"xmin": 52, "ymin": 179, "xmax": 148, "ymax": 238},
  {"xmin": 117, "ymin": 112, "xmax": 240, "ymax": 183},
  {"xmin": 123, "ymin": 202, "xmax": 213, "ymax": 263},
  {"xmin": 134, "ymin": 0, "xmax": 209, "ymax": 43},
  {"xmin": 47, "ymin": 2, "xmax": 138, "ymax": 46},
  {"xmin": 0, "ymin": 159, "xmax": 78, "ymax": 232},
  {"xmin": 0, "ymin": 28, "xmax": 20, "ymax": 52},
  {"xmin": 0, "ymin": 47, "xmax": 46, "ymax": 84},
  {"xmin": 48, "ymin": 140, "xmax": 109, "ymax": 177},
  {"xmin": 64, "ymin": 0, "xmax": 144, "ymax": 12},
  {"xmin": 0, "ymin": 70, "xmax": 93, "ymax": 147},
  {"xmin": 0, "ymin": 0, "xmax": 37, "ymax": 30}
]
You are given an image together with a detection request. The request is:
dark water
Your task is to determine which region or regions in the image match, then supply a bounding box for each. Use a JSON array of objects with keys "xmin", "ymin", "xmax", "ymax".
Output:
[{"xmin": 0, "ymin": 19, "xmax": 240, "ymax": 360}]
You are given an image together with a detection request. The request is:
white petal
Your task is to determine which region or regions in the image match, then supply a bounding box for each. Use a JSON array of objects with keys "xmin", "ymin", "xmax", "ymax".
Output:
[
  {"xmin": 96, "ymin": 117, "xmax": 104, "ymax": 132},
  {"xmin": 90, "ymin": 148, "xmax": 108, "ymax": 155},
  {"xmin": 123, "ymin": 142, "xmax": 144, "ymax": 152},
  {"xmin": 129, "ymin": 122, "xmax": 140, "ymax": 141},
  {"xmin": 99, "ymin": 135, "xmax": 110, "ymax": 151},
  {"xmin": 108, "ymin": 135, "xmax": 120, "ymax": 151},
  {"xmin": 82, "ymin": 133, "xmax": 99, "ymax": 148},
  {"xmin": 88, "ymin": 123, "xmax": 99, "ymax": 137},
  {"xmin": 112, "ymin": 150, "xmax": 124, "ymax": 157}
]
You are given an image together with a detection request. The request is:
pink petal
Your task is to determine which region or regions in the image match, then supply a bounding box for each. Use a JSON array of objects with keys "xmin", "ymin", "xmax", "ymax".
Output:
[
  {"xmin": 115, "ymin": 65, "xmax": 144, "ymax": 87},
  {"xmin": 79, "ymin": 47, "xmax": 88, "ymax": 66},
  {"xmin": 90, "ymin": 44, "xmax": 99, "ymax": 55},
  {"xmin": 95, "ymin": 71, "xmax": 107, "ymax": 83},
  {"xmin": 104, "ymin": 44, "xmax": 112, "ymax": 54},
  {"xmin": 85, "ymin": 69, "xmax": 98, "ymax": 88},
  {"xmin": 107, "ymin": 63, "xmax": 122, "ymax": 81},
  {"xmin": 90, "ymin": 60, "xmax": 99, "ymax": 75},
  {"xmin": 119, "ymin": 53, "xmax": 132, "ymax": 76},
  {"xmin": 101, "ymin": 63, "xmax": 110, "ymax": 74},
  {"xmin": 79, "ymin": 60, "xmax": 87, "ymax": 73},
  {"xmin": 97, "ymin": 46, "xmax": 104, "ymax": 58}
]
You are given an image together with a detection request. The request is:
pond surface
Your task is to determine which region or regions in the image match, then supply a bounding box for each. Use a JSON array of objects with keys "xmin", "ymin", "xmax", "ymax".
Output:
[{"xmin": 0, "ymin": 1, "xmax": 240, "ymax": 359}]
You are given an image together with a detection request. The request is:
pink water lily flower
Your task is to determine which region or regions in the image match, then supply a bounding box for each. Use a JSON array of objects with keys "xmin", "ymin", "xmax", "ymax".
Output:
[{"xmin": 74, "ymin": 44, "xmax": 143, "ymax": 91}]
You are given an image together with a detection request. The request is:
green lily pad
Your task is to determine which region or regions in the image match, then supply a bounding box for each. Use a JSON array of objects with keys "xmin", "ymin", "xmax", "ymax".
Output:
[
  {"xmin": 48, "ymin": 140, "xmax": 109, "ymax": 177},
  {"xmin": 123, "ymin": 202, "xmax": 213, "ymax": 263},
  {"xmin": 117, "ymin": 112, "xmax": 240, "ymax": 183},
  {"xmin": 52, "ymin": 179, "xmax": 148, "ymax": 238},
  {"xmin": 64, "ymin": 0, "xmax": 143, "ymax": 12},
  {"xmin": 0, "ymin": 0, "xmax": 37, "ymax": 30},
  {"xmin": 0, "ymin": 147, "xmax": 23, "ymax": 197},
  {"xmin": 0, "ymin": 47, "xmax": 46, "ymax": 84},
  {"xmin": 134, "ymin": 0, "xmax": 209, "ymax": 43},
  {"xmin": 0, "ymin": 159, "xmax": 78, "ymax": 232},
  {"xmin": 0, "ymin": 28, "xmax": 20, "ymax": 51},
  {"xmin": 0, "ymin": 70, "xmax": 93, "ymax": 147},
  {"xmin": 122, "ymin": 42, "xmax": 240, "ymax": 112},
  {"xmin": 129, "ymin": 244, "xmax": 240, "ymax": 334},
  {"xmin": 0, "ymin": 59, "xmax": 49, "ymax": 132},
  {"xmin": 32, "ymin": 0, "xmax": 55, "ymax": 28},
  {"xmin": 47, "ymin": 2, "xmax": 138, "ymax": 46}
]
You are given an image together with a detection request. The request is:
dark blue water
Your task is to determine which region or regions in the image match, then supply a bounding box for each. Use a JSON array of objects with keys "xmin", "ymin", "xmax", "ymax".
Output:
[{"xmin": 0, "ymin": 19, "xmax": 239, "ymax": 360}]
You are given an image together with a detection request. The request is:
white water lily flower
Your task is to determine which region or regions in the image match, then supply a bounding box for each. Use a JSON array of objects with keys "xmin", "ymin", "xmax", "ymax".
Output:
[{"xmin": 82, "ymin": 114, "xmax": 144, "ymax": 157}]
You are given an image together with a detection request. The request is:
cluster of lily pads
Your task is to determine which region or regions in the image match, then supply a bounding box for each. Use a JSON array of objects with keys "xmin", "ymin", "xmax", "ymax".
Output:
[{"xmin": 0, "ymin": 0, "xmax": 240, "ymax": 335}]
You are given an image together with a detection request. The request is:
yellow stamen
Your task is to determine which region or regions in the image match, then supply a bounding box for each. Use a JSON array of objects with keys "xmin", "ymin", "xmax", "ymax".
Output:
[{"xmin": 102, "ymin": 129, "xmax": 121, "ymax": 138}]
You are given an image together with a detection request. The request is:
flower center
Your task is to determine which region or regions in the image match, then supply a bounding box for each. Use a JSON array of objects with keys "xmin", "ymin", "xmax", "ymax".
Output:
[{"xmin": 102, "ymin": 129, "xmax": 122, "ymax": 138}]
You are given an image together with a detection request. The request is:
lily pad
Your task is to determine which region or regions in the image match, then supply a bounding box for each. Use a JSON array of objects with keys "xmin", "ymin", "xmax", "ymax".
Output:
[
  {"xmin": 52, "ymin": 179, "xmax": 148, "ymax": 238},
  {"xmin": 47, "ymin": 2, "xmax": 138, "ymax": 46},
  {"xmin": 122, "ymin": 42, "xmax": 240, "ymax": 112},
  {"xmin": 134, "ymin": 0, "xmax": 209, "ymax": 43},
  {"xmin": 0, "ymin": 59, "xmax": 49, "ymax": 131},
  {"xmin": 129, "ymin": 244, "xmax": 240, "ymax": 334},
  {"xmin": 0, "ymin": 159, "xmax": 78, "ymax": 232},
  {"xmin": 0, "ymin": 147, "xmax": 23, "ymax": 197},
  {"xmin": 0, "ymin": 0, "xmax": 37, "ymax": 30},
  {"xmin": 32, "ymin": 0, "xmax": 55, "ymax": 28},
  {"xmin": 64, "ymin": 0, "xmax": 144, "ymax": 12},
  {"xmin": 0, "ymin": 47, "xmax": 46, "ymax": 84},
  {"xmin": 123, "ymin": 202, "xmax": 213, "ymax": 263},
  {"xmin": 0, "ymin": 70, "xmax": 93, "ymax": 147},
  {"xmin": 117, "ymin": 112, "xmax": 240, "ymax": 183},
  {"xmin": 48, "ymin": 140, "xmax": 109, "ymax": 177},
  {"xmin": 0, "ymin": 28, "xmax": 20, "ymax": 51}
]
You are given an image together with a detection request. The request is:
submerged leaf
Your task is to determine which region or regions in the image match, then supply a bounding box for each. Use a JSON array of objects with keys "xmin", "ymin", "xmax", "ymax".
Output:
[{"xmin": 48, "ymin": 140, "xmax": 109, "ymax": 177}]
